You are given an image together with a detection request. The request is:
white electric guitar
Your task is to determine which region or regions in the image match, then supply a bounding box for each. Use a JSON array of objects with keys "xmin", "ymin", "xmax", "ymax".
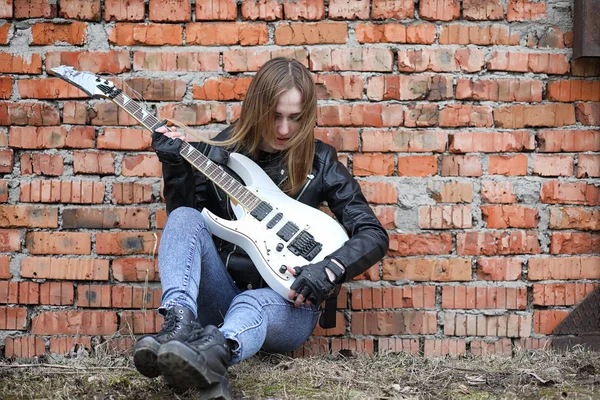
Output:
[{"xmin": 51, "ymin": 66, "xmax": 349, "ymax": 301}]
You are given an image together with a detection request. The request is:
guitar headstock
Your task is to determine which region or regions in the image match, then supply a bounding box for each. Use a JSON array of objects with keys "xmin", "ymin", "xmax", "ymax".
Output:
[{"xmin": 49, "ymin": 66, "xmax": 119, "ymax": 99}]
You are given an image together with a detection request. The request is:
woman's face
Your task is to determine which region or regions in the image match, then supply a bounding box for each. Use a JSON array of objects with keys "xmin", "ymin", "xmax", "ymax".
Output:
[{"xmin": 260, "ymin": 87, "xmax": 303, "ymax": 152}]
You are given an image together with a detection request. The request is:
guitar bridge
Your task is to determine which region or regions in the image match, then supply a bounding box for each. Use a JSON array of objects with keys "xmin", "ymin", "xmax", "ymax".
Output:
[{"xmin": 288, "ymin": 231, "xmax": 322, "ymax": 261}]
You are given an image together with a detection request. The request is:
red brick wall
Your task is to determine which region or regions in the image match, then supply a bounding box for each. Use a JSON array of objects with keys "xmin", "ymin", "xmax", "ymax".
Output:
[{"xmin": 0, "ymin": 0, "xmax": 599, "ymax": 358}]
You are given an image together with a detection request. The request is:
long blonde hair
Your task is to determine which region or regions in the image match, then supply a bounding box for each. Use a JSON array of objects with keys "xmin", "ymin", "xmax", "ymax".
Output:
[{"xmin": 196, "ymin": 57, "xmax": 317, "ymax": 196}]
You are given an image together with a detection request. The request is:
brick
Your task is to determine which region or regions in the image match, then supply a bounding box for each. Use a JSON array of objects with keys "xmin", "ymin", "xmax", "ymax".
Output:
[
  {"xmin": 25, "ymin": 232, "xmax": 91, "ymax": 255},
  {"xmin": 46, "ymin": 51, "xmax": 131, "ymax": 75},
  {"xmin": 0, "ymin": 205, "xmax": 58, "ymax": 228},
  {"xmin": 77, "ymin": 284, "xmax": 111, "ymax": 307},
  {"xmin": 534, "ymin": 310, "xmax": 568, "ymax": 335},
  {"xmin": 457, "ymin": 231, "xmax": 541, "ymax": 256},
  {"xmin": 550, "ymin": 232, "xmax": 600, "ymax": 255},
  {"xmin": 4, "ymin": 337, "xmax": 45, "ymax": 358},
  {"xmin": 356, "ymin": 22, "xmax": 436, "ymax": 44},
  {"xmin": 0, "ymin": 229, "xmax": 21, "ymax": 252},
  {"xmin": 0, "ymin": 306, "xmax": 27, "ymax": 330},
  {"xmin": 528, "ymin": 256, "xmax": 600, "ymax": 280},
  {"xmin": 398, "ymin": 48, "xmax": 485, "ymax": 73},
  {"xmin": 383, "ymin": 258, "xmax": 472, "ymax": 281},
  {"xmin": 450, "ymin": 131, "xmax": 534, "ymax": 153},
  {"xmin": 488, "ymin": 154, "xmax": 528, "ymax": 176},
  {"xmin": 318, "ymin": 104, "xmax": 403, "ymax": 127},
  {"xmin": 31, "ymin": 22, "xmax": 86, "ymax": 45},
  {"xmin": 547, "ymin": 80, "xmax": 600, "ymax": 102},
  {"xmin": 106, "ymin": 337, "xmax": 136, "ymax": 353},
  {"xmin": 380, "ymin": 338, "xmax": 420, "ymax": 354},
  {"xmin": 533, "ymin": 283, "xmax": 597, "ymax": 306},
  {"xmin": 351, "ymin": 310, "xmax": 437, "ymax": 335},
  {"xmin": 494, "ymin": 104, "xmax": 576, "ymax": 129},
  {"xmin": 358, "ymin": 181, "xmax": 397, "ymax": 204},
  {"xmin": 540, "ymin": 181, "xmax": 599, "ymax": 206},
  {"xmin": 328, "ymin": 0, "xmax": 370, "ymax": 19},
  {"xmin": 388, "ymin": 233, "xmax": 452, "ymax": 256},
  {"xmin": 9, "ymin": 126, "xmax": 67, "ymax": 148},
  {"xmin": 507, "ymin": 0, "xmax": 546, "ymax": 21},
  {"xmin": 517, "ymin": 338, "xmax": 551, "ymax": 350},
  {"xmin": 119, "ymin": 311, "xmax": 163, "ymax": 335},
  {"xmin": 58, "ymin": 0, "xmax": 100, "ymax": 20},
  {"xmin": 73, "ymin": 151, "xmax": 115, "ymax": 175},
  {"xmin": 197, "ymin": 0, "xmax": 237, "ymax": 20},
  {"xmin": 351, "ymin": 286, "xmax": 436, "ymax": 309},
  {"xmin": 419, "ymin": 0, "xmax": 460, "ymax": 20},
  {"xmin": 549, "ymin": 207, "xmax": 600, "ymax": 231},
  {"xmin": 186, "ymin": 22, "xmax": 268, "ymax": 46},
  {"xmin": 481, "ymin": 205, "xmax": 539, "ymax": 228},
  {"xmin": 97, "ymin": 128, "xmax": 151, "ymax": 150},
  {"xmin": 63, "ymin": 102, "xmax": 88, "ymax": 125},
  {"xmin": 312, "ymin": 312, "xmax": 347, "ymax": 336},
  {"xmin": 40, "ymin": 282, "xmax": 74, "ymax": 305},
  {"xmin": 419, "ymin": 205, "xmax": 472, "ymax": 229},
  {"xmin": 283, "ymin": 0, "xmax": 325, "ymax": 20},
  {"xmin": 310, "ymin": 48, "xmax": 393, "ymax": 72},
  {"xmin": 575, "ymin": 103, "xmax": 600, "ymax": 126},
  {"xmin": 20, "ymin": 180, "xmax": 105, "ymax": 204},
  {"xmin": 462, "ymin": 0, "xmax": 503, "ymax": 20},
  {"xmin": 533, "ymin": 155, "xmax": 574, "ymax": 177},
  {"xmin": 0, "ymin": 255, "xmax": 10, "ymax": 279},
  {"xmin": 0, "ymin": 149, "xmax": 13, "ymax": 173},
  {"xmin": 444, "ymin": 312, "xmax": 531, "ymax": 337},
  {"xmin": 156, "ymin": 209, "xmax": 167, "ymax": 229},
  {"xmin": 428, "ymin": 181, "xmax": 473, "ymax": 203},
  {"xmin": 148, "ymin": 0, "xmax": 190, "ymax": 21},
  {"xmin": 31, "ymin": 311, "xmax": 118, "ymax": 335},
  {"xmin": 314, "ymin": 75, "xmax": 363, "ymax": 100},
  {"xmin": 404, "ymin": 104, "xmax": 438, "ymax": 127},
  {"xmin": 0, "ymin": 102, "xmax": 60, "ymax": 126},
  {"xmin": 241, "ymin": 0, "xmax": 281, "ymax": 20},
  {"xmin": 442, "ymin": 286, "xmax": 526, "ymax": 309},
  {"xmin": 0, "ymin": 180, "xmax": 7, "ymax": 203},
  {"xmin": 112, "ymin": 258, "xmax": 159, "ymax": 282},
  {"xmin": 330, "ymin": 338, "xmax": 374, "ymax": 355},
  {"xmin": 17, "ymin": 281, "xmax": 39, "ymax": 305},
  {"xmin": 456, "ymin": 79, "xmax": 542, "ymax": 102},
  {"xmin": 471, "ymin": 338, "xmax": 512, "ymax": 356},
  {"xmin": 0, "ymin": 281, "xmax": 18, "ymax": 304},
  {"xmin": 487, "ymin": 52, "xmax": 569, "ymax": 75},
  {"xmin": 157, "ymin": 103, "xmax": 226, "ymax": 125},
  {"xmin": 133, "ymin": 51, "xmax": 220, "ymax": 72},
  {"xmin": 371, "ymin": 0, "xmax": 414, "ymax": 19},
  {"xmin": 440, "ymin": 24, "xmax": 518, "ymax": 45},
  {"xmin": 441, "ymin": 155, "xmax": 482, "ymax": 176},
  {"xmin": 440, "ymin": 105, "xmax": 493, "ymax": 127},
  {"xmin": 528, "ymin": 27, "xmax": 569, "ymax": 49},
  {"xmin": 366, "ymin": 75, "xmax": 452, "ymax": 101},
  {"xmin": 14, "ymin": 0, "xmax": 57, "ymax": 18},
  {"xmin": 66, "ymin": 127, "xmax": 95, "ymax": 148},
  {"xmin": 20, "ymin": 153, "xmax": 64, "ymax": 176},
  {"xmin": 88, "ymin": 103, "xmax": 138, "ymax": 126},
  {"xmin": 62, "ymin": 207, "xmax": 150, "ymax": 230},
  {"xmin": 96, "ymin": 232, "xmax": 160, "ymax": 255},
  {"xmin": 481, "ymin": 181, "xmax": 517, "ymax": 203},
  {"xmin": 476, "ymin": 258, "xmax": 522, "ymax": 280},
  {"xmin": 353, "ymin": 154, "xmax": 395, "ymax": 176},
  {"xmin": 109, "ymin": 23, "xmax": 183, "ymax": 46},
  {"xmin": 314, "ymin": 128, "xmax": 359, "ymax": 151},
  {"xmin": 538, "ymin": 130, "xmax": 600, "ymax": 152},
  {"xmin": 0, "ymin": 53, "xmax": 42, "ymax": 74},
  {"xmin": 112, "ymin": 182, "xmax": 153, "ymax": 204},
  {"xmin": 104, "ymin": 0, "xmax": 145, "ymax": 21},
  {"xmin": 0, "ymin": 76, "xmax": 11, "ymax": 98},
  {"xmin": 193, "ymin": 77, "xmax": 252, "ymax": 101},
  {"xmin": 0, "ymin": 0, "xmax": 12, "ymax": 18},
  {"xmin": 424, "ymin": 339, "xmax": 467, "ymax": 357},
  {"xmin": 49, "ymin": 336, "xmax": 91, "ymax": 355},
  {"xmin": 577, "ymin": 155, "xmax": 600, "ymax": 178},
  {"xmin": 121, "ymin": 154, "xmax": 162, "ymax": 177}
]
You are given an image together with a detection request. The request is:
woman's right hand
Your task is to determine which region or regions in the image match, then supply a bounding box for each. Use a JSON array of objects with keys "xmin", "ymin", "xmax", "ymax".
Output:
[{"xmin": 152, "ymin": 124, "xmax": 186, "ymax": 165}]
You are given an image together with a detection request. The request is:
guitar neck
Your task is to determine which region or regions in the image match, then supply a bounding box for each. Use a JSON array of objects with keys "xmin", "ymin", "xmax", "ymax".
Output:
[{"xmin": 111, "ymin": 91, "xmax": 259, "ymax": 209}]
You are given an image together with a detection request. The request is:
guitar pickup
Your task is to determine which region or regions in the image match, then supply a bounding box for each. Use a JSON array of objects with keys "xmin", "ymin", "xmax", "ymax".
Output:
[
  {"xmin": 267, "ymin": 213, "xmax": 283, "ymax": 229},
  {"xmin": 250, "ymin": 201, "xmax": 273, "ymax": 221},
  {"xmin": 277, "ymin": 222, "xmax": 299, "ymax": 242}
]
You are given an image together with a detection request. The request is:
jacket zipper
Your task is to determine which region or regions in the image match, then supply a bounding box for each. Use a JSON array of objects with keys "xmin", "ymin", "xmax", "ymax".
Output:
[{"xmin": 295, "ymin": 174, "xmax": 315, "ymax": 201}]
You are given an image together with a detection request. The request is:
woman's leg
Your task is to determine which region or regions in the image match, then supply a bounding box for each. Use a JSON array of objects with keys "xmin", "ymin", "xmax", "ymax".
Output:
[{"xmin": 219, "ymin": 288, "xmax": 320, "ymax": 364}]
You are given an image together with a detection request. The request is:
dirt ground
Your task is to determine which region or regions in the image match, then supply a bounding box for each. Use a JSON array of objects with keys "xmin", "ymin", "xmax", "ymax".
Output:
[{"xmin": 1, "ymin": 344, "xmax": 599, "ymax": 399}]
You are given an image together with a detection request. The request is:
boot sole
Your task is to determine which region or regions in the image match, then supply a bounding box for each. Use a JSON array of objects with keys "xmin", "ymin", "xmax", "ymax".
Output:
[
  {"xmin": 157, "ymin": 340, "xmax": 225, "ymax": 392},
  {"xmin": 133, "ymin": 337, "xmax": 161, "ymax": 378}
]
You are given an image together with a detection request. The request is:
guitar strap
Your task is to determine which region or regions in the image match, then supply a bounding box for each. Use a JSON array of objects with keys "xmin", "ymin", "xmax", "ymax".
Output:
[{"xmin": 319, "ymin": 285, "xmax": 340, "ymax": 329}]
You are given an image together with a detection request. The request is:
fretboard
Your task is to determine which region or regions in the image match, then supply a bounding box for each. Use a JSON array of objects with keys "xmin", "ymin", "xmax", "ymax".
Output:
[{"xmin": 112, "ymin": 91, "xmax": 261, "ymax": 209}]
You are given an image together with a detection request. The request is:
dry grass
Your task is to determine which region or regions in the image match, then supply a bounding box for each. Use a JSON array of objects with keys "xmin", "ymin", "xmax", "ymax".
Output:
[{"xmin": 1, "ymin": 344, "xmax": 599, "ymax": 399}]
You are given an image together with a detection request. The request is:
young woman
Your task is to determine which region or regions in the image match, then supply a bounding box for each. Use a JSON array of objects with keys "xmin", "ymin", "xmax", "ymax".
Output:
[{"xmin": 132, "ymin": 57, "xmax": 389, "ymax": 392}]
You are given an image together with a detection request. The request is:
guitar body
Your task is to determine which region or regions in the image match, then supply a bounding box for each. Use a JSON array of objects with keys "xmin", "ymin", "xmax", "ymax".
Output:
[{"xmin": 201, "ymin": 153, "xmax": 349, "ymax": 299}]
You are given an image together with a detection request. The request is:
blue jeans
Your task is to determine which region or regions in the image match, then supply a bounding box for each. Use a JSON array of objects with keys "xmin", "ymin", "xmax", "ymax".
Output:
[{"xmin": 158, "ymin": 207, "xmax": 321, "ymax": 364}]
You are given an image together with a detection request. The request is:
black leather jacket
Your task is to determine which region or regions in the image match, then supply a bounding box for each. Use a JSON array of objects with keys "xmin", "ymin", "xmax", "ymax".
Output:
[{"xmin": 161, "ymin": 126, "xmax": 389, "ymax": 292}]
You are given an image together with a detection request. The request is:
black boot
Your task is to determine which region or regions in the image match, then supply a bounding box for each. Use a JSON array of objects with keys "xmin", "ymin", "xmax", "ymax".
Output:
[
  {"xmin": 133, "ymin": 305, "xmax": 199, "ymax": 378},
  {"xmin": 157, "ymin": 325, "xmax": 231, "ymax": 392}
]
